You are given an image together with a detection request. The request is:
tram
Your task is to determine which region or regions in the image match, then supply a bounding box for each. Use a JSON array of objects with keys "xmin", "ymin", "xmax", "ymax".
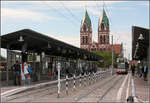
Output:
[{"xmin": 116, "ymin": 58, "xmax": 129, "ymax": 74}]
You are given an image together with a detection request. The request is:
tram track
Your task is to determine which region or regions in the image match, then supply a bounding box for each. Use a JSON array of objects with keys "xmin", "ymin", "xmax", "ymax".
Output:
[
  {"xmin": 74, "ymin": 75, "xmax": 120, "ymax": 102},
  {"xmin": 97, "ymin": 76, "xmax": 122, "ymax": 102}
]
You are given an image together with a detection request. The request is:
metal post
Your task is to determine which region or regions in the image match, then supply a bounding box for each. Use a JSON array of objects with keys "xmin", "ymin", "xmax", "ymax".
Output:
[
  {"xmin": 6, "ymin": 45, "xmax": 10, "ymax": 86},
  {"xmin": 39, "ymin": 54, "xmax": 42, "ymax": 81},
  {"xmin": 66, "ymin": 75, "xmax": 68, "ymax": 95},
  {"xmin": 93, "ymin": 72, "xmax": 94, "ymax": 83},
  {"xmin": 95, "ymin": 73, "xmax": 97, "ymax": 82},
  {"xmin": 84, "ymin": 73, "xmax": 86, "ymax": 86},
  {"xmin": 98, "ymin": 72, "xmax": 100, "ymax": 80},
  {"xmin": 73, "ymin": 74, "xmax": 76, "ymax": 91},
  {"xmin": 32, "ymin": 53, "xmax": 36, "ymax": 81},
  {"xmin": 148, "ymin": 46, "xmax": 150, "ymax": 102},
  {"xmin": 91, "ymin": 72, "xmax": 93, "ymax": 83},
  {"xmin": 89, "ymin": 72, "xmax": 90, "ymax": 85},
  {"xmin": 94, "ymin": 73, "xmax": 96, "ymax": 83},
  {"xmin": 111, "ymin": 35, "xmax": 114, "ymax": 75},
  {"xmin": 79, "ymin": 74, "xmax": 82, "ymax": 87},
  {"xmin": 57, "ymin": 61, "xmax": 61, "ymax": 98}
]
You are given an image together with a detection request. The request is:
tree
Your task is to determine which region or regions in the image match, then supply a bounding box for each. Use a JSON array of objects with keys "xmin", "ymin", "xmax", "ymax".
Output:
[
  {"xmin": 0, "ymin": 55, "xmax": 6, "ymax": 61},
  {"xmin": 92, "ymin": 51, "xmax": 119, "ymax": 68}
]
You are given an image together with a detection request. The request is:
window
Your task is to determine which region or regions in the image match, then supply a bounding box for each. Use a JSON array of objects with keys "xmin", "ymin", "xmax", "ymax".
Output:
[
  {"xmin": 82, "ymin": 36, "xmax": 84, "ymax": 44},
  {"xmin": 83, "ymin": 24, "xmax": 86, "ymax": 32},
  {"xmin": 101, "ymin": 23, "xmax": 104, "ymax": 30},
  {"xmin": 100, "ymin": 36, "xmax": 103, "ymax": 44},
  {"xmin": 104, "ymin": 35, "xmax": 106, "ymax": 44},
  {"xmin": 86, "ymin": 36, "xmax": 88, "ymax": 44}
]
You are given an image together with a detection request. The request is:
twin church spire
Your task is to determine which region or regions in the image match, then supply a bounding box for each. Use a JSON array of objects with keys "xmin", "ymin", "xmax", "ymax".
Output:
[
  {"xmin": 80, "ymin": 8, "xmax": 110, "ymax": 49},
  {"xmin": 81, "ymin": 8, "xmax": 109, "ymax": 31}
]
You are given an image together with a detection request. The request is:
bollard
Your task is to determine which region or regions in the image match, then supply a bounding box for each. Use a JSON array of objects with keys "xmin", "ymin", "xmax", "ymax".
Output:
[
  {"xmin": 99, "ymin": 72, "xmax": 100, "ymax": 80},
  {"xmin": 84, "ymin": 73, "xmax": 86, "ymax": 86},
  {"xmin": 79, "ymin": 74, "xmax": 82, "ymax": 87},
  {"xmin": 92, "ymin": 72, "xmax": 94, "ymax": 84},
  {"xmin": 91, "ymin": 73, "xmax": 93, "ymax": 84},
  {"xmin": 66, "ymin": 75, "xmax": 68, "ymax": 95},
  {"xmin": 97, "ymin": 73, "xmax": 99, "ymax": 81},
  {"xmin": 89, "ymin": 72, "xmax": 90, "ymax": 85},
  {"xmin": 94, "ymin": 73, "xmax": 96, "ymax": 83},
  {"xmin": 95, "ymin": 73, "xmax": 97, "ymax": 82},
  {"xmin": 93, "ymin": 72, "xmax": 95, "ymax": 83},
  {"xmin": 73, "ymin": 74, "xmax": 76, "ymax": 91}
]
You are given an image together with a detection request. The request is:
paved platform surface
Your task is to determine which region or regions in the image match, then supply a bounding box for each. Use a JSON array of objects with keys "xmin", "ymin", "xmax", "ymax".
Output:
[
  {"xmin": 1, "ymin": 74, "xmax": 128, "ymax": 102},
  {"xmin": 1, "ymin": 72, "xmax": 149, "ymax": 103},
  {"xmin": 133, "ymin": 74, "xmax": 149, "ymax": 102}
]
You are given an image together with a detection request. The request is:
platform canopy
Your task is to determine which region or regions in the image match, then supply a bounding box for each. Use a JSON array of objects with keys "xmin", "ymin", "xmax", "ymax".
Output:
[
  {"xmin": 1, "ymin": 29, "xmax": 103, "ymax": 61},
  {"xmin": 132, "ymin": 26, "xmax": 149, "ymax": 60}
]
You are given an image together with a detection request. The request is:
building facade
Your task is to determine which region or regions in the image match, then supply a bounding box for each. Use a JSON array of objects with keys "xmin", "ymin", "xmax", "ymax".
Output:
[{"xmin": 80, "ymin": 9, "xmax": 123, "ymax": 56}]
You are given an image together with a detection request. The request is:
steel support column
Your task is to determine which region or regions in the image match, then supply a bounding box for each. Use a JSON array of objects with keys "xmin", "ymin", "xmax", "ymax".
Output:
[
  {"xmin": 148, "ymin": 47, "xmax": 150, "ymax": 102},
  {"xmin": 6, "ymin": 45, "xmax": 10, "ymax": 86},
  {"xmin": 32, "ymin": 52, "xmax": 36, "ymax": 81}
]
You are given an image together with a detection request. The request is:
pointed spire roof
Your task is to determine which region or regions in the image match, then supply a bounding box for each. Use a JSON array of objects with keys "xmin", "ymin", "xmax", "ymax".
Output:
[
  {"xmin": 99, "ymin": 8, "xmax": 109, "ymax": 29},
  {"xmin": 81, "ymin": 10, "xmax": 91, "ymax": 30}
]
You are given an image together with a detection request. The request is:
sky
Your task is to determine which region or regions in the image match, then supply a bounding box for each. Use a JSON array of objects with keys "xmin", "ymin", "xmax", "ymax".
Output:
[{"xmin": 1, "ymin": 1, "xmax": 149, "ymax": 60}]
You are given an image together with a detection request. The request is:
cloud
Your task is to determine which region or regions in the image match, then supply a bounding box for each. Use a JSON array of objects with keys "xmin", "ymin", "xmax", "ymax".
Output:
[
  {"xmin": 47, "ymin": 31, "xmax": 132, "ymax": 59},
  {"xmin": 111, "ymin": 31, "xmax": 132, "ymax": 59},
  {"xmin": 47, "ymin": 33, "xmax": 80, "ymax": 48},
  {"xmin": 1, "ymin": 8, "xmax": 57, "ymax": 21},
  {"xmin": 87, "ymin": 8, "xmax": 101, "ymax": 16}
]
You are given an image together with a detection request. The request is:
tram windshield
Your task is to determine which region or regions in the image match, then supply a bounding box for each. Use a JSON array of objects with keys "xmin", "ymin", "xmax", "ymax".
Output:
[{"xmin": 118, "ymin": 63, "xmax": 125, "ymax": 69}]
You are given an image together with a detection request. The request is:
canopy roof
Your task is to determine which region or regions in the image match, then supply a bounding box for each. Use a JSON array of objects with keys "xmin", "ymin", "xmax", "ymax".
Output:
[{"xmin": 1, "ymin": 29, "xmax": 103, "ymax": 61}]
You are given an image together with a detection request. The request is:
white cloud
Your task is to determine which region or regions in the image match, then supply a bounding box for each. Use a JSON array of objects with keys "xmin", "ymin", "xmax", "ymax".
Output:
[
  {"xmin": 87, "ymin": 8, "xmax": 101, "ymax": 16},
  {"xmin": 1, "ymin": 8, "xmax": 57, "ymax": 21},
  {"xmin": 47, "ymin": 33, "xmax": 80, "ymax": 48},
  {"xmin": 46, "ymin": 31, "xmax": 132, "ymax": 59},
  {"xmin": 111, "ymin": 31, "xmax": 132, "ymax": 59}
]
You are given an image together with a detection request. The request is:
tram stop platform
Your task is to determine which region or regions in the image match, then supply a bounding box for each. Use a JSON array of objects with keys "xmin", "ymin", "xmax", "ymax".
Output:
[
  {"xmin": 1, "ymin": 79, "xmax": 58, "ymax": 98},
  {"xmin": 133, "ymin": 75, "xmax": 149, "ymax": 102}
]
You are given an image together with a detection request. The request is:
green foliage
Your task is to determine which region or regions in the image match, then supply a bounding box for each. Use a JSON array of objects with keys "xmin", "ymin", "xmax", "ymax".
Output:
[
  {"xmin": 0, "ymin": 55, "xmax": 6, "ymax": 61},
  {"xmin": 92, "ymin": 51, "xmax": 119, "ymax": 68}
]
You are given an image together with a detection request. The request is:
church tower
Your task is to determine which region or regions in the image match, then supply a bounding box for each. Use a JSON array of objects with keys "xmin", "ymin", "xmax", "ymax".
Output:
[
  {"xmin": 98, "ymin": 8, "xmax": 109, "ymax": 44},
  {"xmin": 80, "ymin": 10, "xmax": 92, "ymax": 51}
]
